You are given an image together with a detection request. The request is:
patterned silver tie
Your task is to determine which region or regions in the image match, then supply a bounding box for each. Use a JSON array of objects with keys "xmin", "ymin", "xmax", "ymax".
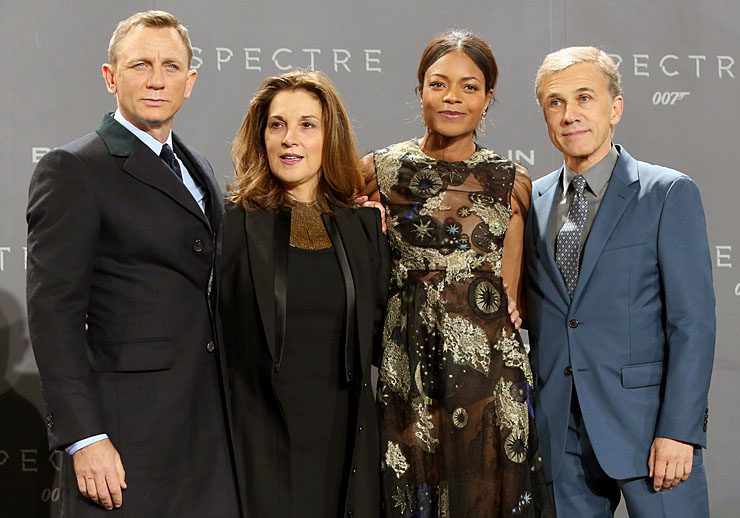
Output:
[{"xmin": 555, "ymin": 174, "xmax": 588, "ymax": 297}]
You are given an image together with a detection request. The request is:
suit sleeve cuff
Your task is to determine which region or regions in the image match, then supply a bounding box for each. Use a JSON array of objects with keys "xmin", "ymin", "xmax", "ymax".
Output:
[{"xmin": 65, "ymin": 434, "xmax": 109, "ymax": 455}]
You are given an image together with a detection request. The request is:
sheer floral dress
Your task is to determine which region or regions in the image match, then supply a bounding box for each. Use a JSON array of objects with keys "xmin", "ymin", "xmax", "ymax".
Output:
[{"xmin": 372, "ymin": 140, "xmax": 553, "ymax": 517}]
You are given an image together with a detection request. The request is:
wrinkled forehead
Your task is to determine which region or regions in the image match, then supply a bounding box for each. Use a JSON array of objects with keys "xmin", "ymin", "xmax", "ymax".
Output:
[{"xmin": 543, "ymin": 62, "xmax": 609, "ymax": 95}]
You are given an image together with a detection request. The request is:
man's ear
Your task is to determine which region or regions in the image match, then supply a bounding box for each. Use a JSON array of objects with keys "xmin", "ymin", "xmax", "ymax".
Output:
[
  {"xmin": 102, "ymin": 63, "xmax": 117, "ymax": 94},
  {"xmin": 183, "ymin": 69, "xmax": 197, "ymax": 99},
  {"xmin": 611, "ymin": 95, "xmax": 624, "ymax": 127}
]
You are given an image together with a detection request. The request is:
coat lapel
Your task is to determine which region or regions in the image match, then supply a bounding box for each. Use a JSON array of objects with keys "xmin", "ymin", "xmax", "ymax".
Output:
[
  {"xmin": 571, "ymin": 146, "xmax": 639, "ymax": 306},
  {"xmin": 531, "ymin": 171, "xmax": 570, "ymax": 304},
  {"xmin": 325, "ymin": 211, "xmax": 360, "ymax": 382},
  {"xmin": 245, "ymin": 210, "xmax": 278, "ymax": 362},
  {"xmin": 96, "ymin": 113, "xmax": 211, "ymax": 229}
]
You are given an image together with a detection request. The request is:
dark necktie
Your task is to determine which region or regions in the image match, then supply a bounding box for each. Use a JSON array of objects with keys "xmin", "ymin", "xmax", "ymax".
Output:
[
  {"xmin": 160, "ymin": 143, "xmax": 182, "ymax": 181},
  {"xmin": 555, "ymin": 174, "xmax": 588, "ymax": 297}
]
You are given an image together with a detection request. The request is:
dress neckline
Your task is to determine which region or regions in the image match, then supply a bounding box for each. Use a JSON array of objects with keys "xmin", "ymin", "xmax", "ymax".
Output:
[{"xmin": 412, "ymin": 138, "xmax": 482, "ymax": 164}]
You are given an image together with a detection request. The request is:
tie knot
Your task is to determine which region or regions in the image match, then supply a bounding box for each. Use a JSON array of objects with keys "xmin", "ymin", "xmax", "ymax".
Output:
[
  {"xmin": 160, "ymin": 143, "xmax": 175, "ymax": 162},
  {"xmin": 571, "ymin": 174, "xmax": 586, "ymax": 195}
]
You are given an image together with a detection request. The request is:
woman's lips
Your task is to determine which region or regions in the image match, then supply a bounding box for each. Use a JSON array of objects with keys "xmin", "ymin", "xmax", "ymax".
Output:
[
  {"xmin": 279, "ymin": 153, "xmax": 303, "ymax": 165},
  {"xmin": 438, "ymin": 111, "xmax": 466, "ymax": 120}
]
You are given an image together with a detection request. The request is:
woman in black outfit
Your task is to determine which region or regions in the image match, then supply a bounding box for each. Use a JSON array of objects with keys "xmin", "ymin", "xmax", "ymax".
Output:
[{"xmin": 218, "ymin": 70, "xmax": 389, "ymax": 518}]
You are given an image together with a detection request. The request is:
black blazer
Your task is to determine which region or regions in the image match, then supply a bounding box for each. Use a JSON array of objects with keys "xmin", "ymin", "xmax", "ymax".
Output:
[
  {"xmin": 218, "ymin": 203, "xmax": 389, "ymax": 518},
  {"xmin": 26, "ymin": 114, "xmax": 240, "ymax": 517}
]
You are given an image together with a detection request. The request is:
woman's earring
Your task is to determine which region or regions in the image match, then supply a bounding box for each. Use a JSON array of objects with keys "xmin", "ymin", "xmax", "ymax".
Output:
[{"xmin": 479, "ymin": 110, "xmax": 487, "ymax": 135}]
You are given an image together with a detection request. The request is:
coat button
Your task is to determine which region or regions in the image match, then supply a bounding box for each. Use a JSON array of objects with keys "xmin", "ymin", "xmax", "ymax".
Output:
[
  {"xmin": 206, "ymin": 341, "xmax": 215, "ymax": 353},
  {"xmin": 347, "ymin": 512, "xmax": 353, "ymax": 517},
  {"xmin": 193, "ymin": 239, "xmax": 204, "ymax": 252},
  {"xmin": 564, "ymin": 366, "xmax": 573, "ymax": 376},
  {"xmin": 347, "ymin": 371, "xmax": 354, "ymax": 380},
  {"xmin": 569, "ymin": 319, "xmax": 579, "ymax": 328},
  {"xmin": 703, "ymin": 408, "xmax": 709, "ymax": 432}
]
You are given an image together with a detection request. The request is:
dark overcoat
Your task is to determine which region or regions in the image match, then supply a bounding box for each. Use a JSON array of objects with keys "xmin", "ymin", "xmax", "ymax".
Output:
[{"xmin": 26, "ymin": 114, "xmax": 240, "ymax": 517}]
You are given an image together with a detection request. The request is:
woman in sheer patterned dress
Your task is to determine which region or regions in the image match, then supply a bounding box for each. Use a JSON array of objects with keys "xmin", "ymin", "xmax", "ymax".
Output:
[{"xmin": 361, "ymin": 30, "xmax": 555, "ymax": 517}]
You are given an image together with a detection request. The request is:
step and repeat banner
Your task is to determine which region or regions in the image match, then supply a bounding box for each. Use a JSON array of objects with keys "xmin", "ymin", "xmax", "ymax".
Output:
[{"xmin": 1, "ymin": 0, "xmax": 738, "ymax": 515}]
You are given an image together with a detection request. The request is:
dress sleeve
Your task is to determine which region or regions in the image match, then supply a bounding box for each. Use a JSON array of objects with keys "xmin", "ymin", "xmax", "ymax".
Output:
[{"xmin": 501, "ymin": 164, "xmax": 532, "ymax": 323}]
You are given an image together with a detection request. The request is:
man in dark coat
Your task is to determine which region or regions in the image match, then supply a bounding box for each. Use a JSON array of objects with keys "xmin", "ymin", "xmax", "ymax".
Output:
[{"xmin": 26, "ymin": 10, "xmax": 240, "ymax": 517}]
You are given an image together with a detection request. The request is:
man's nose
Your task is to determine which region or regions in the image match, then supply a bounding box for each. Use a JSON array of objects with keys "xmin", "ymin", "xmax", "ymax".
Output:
[
  {"xmin": 147, "ymin": 67, "xmax": 165, "ymax": 89},
  {"xmin": 562, "ymin": 103, "xmax": 580, "ymax": 125}
]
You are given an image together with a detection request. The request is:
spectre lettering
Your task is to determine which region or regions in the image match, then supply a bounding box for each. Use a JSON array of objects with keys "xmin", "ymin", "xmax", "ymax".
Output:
[
  {"xmin": 202, "ymin": 47, "xmax": 382, "ymax": 72},
  {"xmin": 607, "ymin": 53, "xmax": 735, "ymax": 79}
]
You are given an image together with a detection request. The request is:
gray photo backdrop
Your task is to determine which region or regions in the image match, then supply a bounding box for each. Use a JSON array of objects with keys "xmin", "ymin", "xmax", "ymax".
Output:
[{"xmin": 1, "ymin": 1, "xmax": 738, "ymax": 515}]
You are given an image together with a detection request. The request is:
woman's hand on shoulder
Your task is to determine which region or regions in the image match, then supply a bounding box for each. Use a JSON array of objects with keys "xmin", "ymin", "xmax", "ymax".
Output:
[{"xmin": 353, "ymin": 196, "xmax": 387, "ymax": 234}]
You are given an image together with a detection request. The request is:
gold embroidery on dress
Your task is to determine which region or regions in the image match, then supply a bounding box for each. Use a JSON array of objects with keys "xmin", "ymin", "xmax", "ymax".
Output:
[
  {"xmin": 494, "ymin": 329, "xmax": 534, "ymax": 385},
  {"xmin": 388, "ymin": 227, "xmax": 504, "ymax": 284},
  {"xmin": 451, "ymin": 407, "xmax": 469, "ymax": 429},
  {"xmin": 379, "ymin": 295, "xmax": 411, "ymax": 398},
  {"xmin": 385, "ymin": 441, "xmax": 409, "ymax": 479},
  {"xmin": 438, "ymin": 481, "xmax": 450, "ymax": 517},
  {"xmin": 391, "ymin": 486, "xmax": 416, "ymax": 514},
  {"xmin": 505, "ymin": 430, "xmax": 528, "ymax": 463},
  {"xmin": 375, "ymin": 146, "xmax": 405, "ymax": 194},
  {"xmin": 471, "ymin": 201, "xmax": 512, "ymax": 237},
  {"xmin": 442, "ymin": 314, "xmax": 490, "ymax": 375},
  {"xmin": 409, "ymin": 170, "xmax": 443, "ymax": 198},
  {"xmin": 493, "ymin": 378, "xmax": 530, "ymax": 440},
  {"xmin": 419, "ymin": 282, "xmax": 445, "ymax": 332},
  {"xmin": 418, "ymin": 191, "xmax": 450, "ymax": 216},
  {"xmin": 411, "ymin": 397, "xmax": 439, "ymax": 453}
]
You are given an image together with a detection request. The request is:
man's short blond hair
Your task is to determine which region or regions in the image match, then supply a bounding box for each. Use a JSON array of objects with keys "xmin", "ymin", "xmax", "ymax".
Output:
[
  {"xmin": 535, "ymin": 46, "xmax": 621, "ymax": 106},
  {"xmin": 108, "ymin": 10, "xmax": 193, "ymax": 66}
]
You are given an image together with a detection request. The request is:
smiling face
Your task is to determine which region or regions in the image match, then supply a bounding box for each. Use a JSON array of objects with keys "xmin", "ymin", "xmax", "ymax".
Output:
[
  {"xmin": 541, "ymin": 62, "xmax": 623, "ymax": 173},
  {"xmin": 264, "ymin": 89, "xmax": 324, "ymax": 202},
  {"xmin": 420, "ymin": 50, "xmax": 493, "ymax": 141},
  {"xmin": 102, "ymin": 25, "xmax": 196, "ymax": 143}
]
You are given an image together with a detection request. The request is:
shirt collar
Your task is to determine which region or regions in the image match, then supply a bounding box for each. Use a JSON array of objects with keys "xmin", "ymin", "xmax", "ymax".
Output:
[
  {"xmin": 113, "ymin": 109, "xmax": 173, "ymax": 156},
  {"xmin": 561, "ymin": 144, "xmax": 619, "ymax": 195}
]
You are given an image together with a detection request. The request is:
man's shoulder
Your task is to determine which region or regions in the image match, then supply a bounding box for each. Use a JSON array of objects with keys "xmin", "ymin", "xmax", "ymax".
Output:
[
  {"xmin": 37, "ymin": 131, "xmax": 110, "ymax": 170},
  {"xmin": 617, "ymin": 146, "xmax": 693, "ymax": 188},
  {"xmin": 56, "ymin": 131, "xmax": 106, "ymax": 155}
]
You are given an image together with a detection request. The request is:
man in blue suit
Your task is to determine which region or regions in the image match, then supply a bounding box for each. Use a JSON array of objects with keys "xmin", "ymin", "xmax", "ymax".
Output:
[{"xmin": 524, "ymin": 46, "xmax": 715, "ymax": 517}]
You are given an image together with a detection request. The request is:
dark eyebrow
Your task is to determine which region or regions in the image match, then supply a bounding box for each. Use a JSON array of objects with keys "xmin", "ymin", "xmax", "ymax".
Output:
[{"xmin": 428, "ymin": 73, "xmax": 482, "ymax": 82}]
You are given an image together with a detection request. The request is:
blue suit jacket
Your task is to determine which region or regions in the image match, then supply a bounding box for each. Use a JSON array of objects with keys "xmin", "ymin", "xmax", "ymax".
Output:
[{"xmin": 524, "ymin": 145, "xmax": 715, "ymax": 482}]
